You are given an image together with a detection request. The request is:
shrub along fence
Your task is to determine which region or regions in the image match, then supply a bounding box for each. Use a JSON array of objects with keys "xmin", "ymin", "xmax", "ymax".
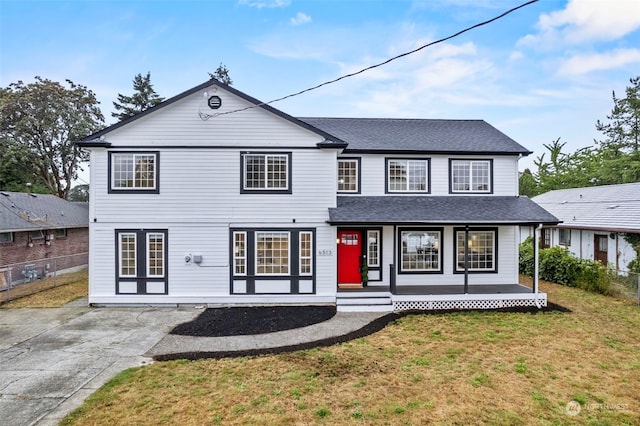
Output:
[{"xmin": 519, "ymin": 238, "xmax": 639, "ymax": 304}]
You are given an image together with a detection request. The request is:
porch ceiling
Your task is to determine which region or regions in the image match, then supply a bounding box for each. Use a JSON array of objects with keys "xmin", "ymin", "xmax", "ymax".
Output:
[{"xmin": 328, "ymin": 196, "xmax": 560, "ymax": 225}]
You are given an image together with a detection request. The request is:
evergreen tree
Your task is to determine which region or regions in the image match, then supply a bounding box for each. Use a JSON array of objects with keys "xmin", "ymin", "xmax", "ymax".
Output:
[
  {"xmin": 595, "ymin": 76, "xmax": 640, "ymax": 183},
  {"xmin": 208, "ymin": 63, "xmax": 233, "ymax": 85},
  {"xmin": 112, "ymin": 72, "xmax": 165, "ymax": 121}
]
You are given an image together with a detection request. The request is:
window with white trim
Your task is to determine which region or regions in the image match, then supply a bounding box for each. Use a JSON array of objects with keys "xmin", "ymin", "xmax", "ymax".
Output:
[
  {"xmin": 242, "ymin": 152, "xmax": 290, "ymax": 193},
  {"xmin": 119, "ymin": 233, "xmax": 137, "ymax": 277},
  {"xmin": 400, "ymin": 229, "xmax": 441, "ymax": 272},
  {"xmin": 559, "ymin": 229, "xmax": 571, "ymax": 246},
  {"xmin": 233, "ymin": 232, "xmax": 247, "ymax": 276},
  {"xmin": 450, "ymin": 160, "xmax": 491, "ymax": 193},
  {"xmin": 456, "ymin": 229, "xmax": 496, "ymax": 272},
  {"xmin": 110, "ymin": 152, "xmax": 158, "ymax": 192},
  {"xmin": 146, "ymin": 233, "xmax": 165, "ymax": 277},
  {"xmin": 387, "ymin": 159, "xmax": 429, "ymax": 192},
  {"xmin": 55, "ymin": 229, "xmax": 67, "ymax": 239},
  {"xmin": 299, "ymin": 231, "xmax": 313, "ymax": 275},
  {"xmin": 367, "ymin": 230, "xmax": 380, "ymax": 267},
  {"xmin": 0, "ymin": 232, "xmax": 13, "ymax": 244},
  {"xmin": 256, "ymin": 232, "xmax": 290, "ymax": 275},
  {"xmin": 337, "ymin": 159, "xmax": 359, "ymax": 193}
]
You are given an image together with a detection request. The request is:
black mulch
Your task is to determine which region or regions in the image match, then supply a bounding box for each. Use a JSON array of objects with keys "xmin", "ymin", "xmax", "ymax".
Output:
[
  {"xmin": 154, "ymin": 302, "xmax": 570, "ymax": 362},
  {"xmin": 170, "ymin": 306, "xmax": 337, "ymax": 337}
]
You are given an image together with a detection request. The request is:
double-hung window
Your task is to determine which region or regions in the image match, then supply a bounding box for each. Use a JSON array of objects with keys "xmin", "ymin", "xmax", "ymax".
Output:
[
  {"xmin": 559, "ymin": 229, "xmax": 571, "ymax": 246},
  {"xmin": 455, "ymin": 228, "xmax": 497, "ymax": 272},
  {"xmin": 450, "ymin": 159, "xmax": 492, "ymax": 193},
  {"xmin": 337, "ymin": 158, "xmax": 360, "ymax": 193},
  {"xmin": 386, "ymin": 159, "xmax": 429, "ymax": 193},
  {"xmin": 241, "ymin": 152, "xmax": 291, "ymax": 194},
  {"xmin": 109, "ymin": 152, "xmax": 159, "ymax": 193}
]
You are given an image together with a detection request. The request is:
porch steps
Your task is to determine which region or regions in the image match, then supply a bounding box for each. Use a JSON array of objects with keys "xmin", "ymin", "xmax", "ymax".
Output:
[{"xmin": 336, "ymin": 291, "xmax": 394, "ymax": 312}]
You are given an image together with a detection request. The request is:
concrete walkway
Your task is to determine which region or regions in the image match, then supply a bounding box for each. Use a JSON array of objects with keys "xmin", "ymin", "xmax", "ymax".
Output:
[{"xmin": 0, "ymin": 301, "xmax": 387, "ymax": 426}]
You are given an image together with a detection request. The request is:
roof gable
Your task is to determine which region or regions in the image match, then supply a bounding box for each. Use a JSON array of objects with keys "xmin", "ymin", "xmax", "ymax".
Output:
[
  {"xmin": 0, "ymin": 192, "xmax": 89, "ymax": 232},
  {"xmin": 79, "ymin": 79, "xmax": 347, "ymax": 149},
  {"xmin": 299, "ymin": 117, "xmax": 531, "ymax": 155}
]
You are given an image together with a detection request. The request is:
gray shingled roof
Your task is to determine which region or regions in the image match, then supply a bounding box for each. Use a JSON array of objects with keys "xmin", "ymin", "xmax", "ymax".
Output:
[
  {"xmin": 0, "ymin": 192, "xmax": 89, "ymax": 232},
  {"xmin": 328, "ymin": 196, "xmax": 559, "ymax": 224},
  {"xmin": 532, "ymin": 182, "xmax": 640, "ymax": 232},
  {"xmin": 299, "ymin": 118, "xmax": 531, "ymax": 154}
]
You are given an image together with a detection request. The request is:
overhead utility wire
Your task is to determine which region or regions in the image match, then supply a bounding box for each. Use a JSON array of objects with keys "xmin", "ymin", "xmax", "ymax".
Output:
[{"xmin": 204, "ymin": 0, "xmax": 538, "ymax": 119}]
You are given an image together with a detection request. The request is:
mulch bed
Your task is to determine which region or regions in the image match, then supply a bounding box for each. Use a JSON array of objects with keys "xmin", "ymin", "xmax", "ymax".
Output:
[
  {"xmin": 170, "ymin": 305, "xmax": 337, "ymax": 337},
  {"xmin": 154, "ymin": 302, "xmax": 570, "ymax": 361}
]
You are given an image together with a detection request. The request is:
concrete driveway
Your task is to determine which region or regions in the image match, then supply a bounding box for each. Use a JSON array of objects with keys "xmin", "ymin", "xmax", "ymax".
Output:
[{"xmin": 0, "ymin": 301, "xmax": 201, "ymax": 426}]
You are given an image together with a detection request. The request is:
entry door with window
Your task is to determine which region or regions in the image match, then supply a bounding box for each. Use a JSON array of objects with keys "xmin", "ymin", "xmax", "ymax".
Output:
[
  {"xmin": 594, "ymin": 234, "xmax": 608, "ymax": 266},
  {"xmin": 337, "ymin": 230, "xmax": 362, "ymax": 284}
]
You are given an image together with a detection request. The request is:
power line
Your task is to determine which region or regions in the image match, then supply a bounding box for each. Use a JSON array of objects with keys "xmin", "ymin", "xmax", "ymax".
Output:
[{"xmin": 202, "ymin": 0, "xmax": 539, "ymax": 119}]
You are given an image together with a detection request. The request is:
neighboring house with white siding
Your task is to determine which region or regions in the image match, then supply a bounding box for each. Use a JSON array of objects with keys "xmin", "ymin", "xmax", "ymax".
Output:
[
  {"xmin": 523, "ymin": 183, "xmax": 640, "ymax": 274},
  {"xmin": 78, "ymin": 79, "xmax": 558, "ymax": 311}
]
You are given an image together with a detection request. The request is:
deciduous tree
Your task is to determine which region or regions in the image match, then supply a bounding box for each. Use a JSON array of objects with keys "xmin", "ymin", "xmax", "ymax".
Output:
[{"xmin": 0, "ymin": 77, "xmax": 104, "ymax": 198}]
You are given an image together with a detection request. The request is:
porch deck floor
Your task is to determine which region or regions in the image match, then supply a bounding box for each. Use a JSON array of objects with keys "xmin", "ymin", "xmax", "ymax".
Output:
[{"xmin": 338, "ymin": 283, "xmax": 536, "ymax": 295}]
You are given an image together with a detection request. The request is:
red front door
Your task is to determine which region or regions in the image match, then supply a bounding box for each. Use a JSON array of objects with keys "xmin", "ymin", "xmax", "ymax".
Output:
[{"xmin": 337, "ymin": 230, "xmax": 362, "ymax": 284}]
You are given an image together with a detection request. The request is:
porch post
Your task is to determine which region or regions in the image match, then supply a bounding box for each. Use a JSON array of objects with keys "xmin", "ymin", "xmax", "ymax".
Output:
[
  {"xmin": 464, "ymin": 225, "xmax": 469, "ymax": 294},
  {"xmin": 534, "ymin": 224, "xmax": 541, "ymax": 294}
]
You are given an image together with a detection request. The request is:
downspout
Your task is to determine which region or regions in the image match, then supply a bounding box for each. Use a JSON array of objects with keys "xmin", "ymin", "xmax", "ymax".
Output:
[{"xmin": 533, "ymin": 223, "xmax": 542, "ymax": 309}]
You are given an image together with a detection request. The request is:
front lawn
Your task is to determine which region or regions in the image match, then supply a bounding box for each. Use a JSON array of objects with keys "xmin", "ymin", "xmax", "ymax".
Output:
[{"xmin": 63, "ymin": 278, "xmax": 639, "ymax": 425}]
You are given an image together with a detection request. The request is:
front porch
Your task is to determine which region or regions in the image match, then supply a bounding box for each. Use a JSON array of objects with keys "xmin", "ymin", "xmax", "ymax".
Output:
[{"xmin": 336, "ymin": 283, "xmax": 547, "ymax": 312}]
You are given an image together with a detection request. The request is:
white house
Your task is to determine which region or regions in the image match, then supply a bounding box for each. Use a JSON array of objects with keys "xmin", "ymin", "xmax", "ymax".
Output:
[
  {"xmin": 525, "ymin": 183, "xmax": 640, "ymax": 274},
  {"xmin": 78, "ymin": 80, "xmax": 558, "ymax": 311}
]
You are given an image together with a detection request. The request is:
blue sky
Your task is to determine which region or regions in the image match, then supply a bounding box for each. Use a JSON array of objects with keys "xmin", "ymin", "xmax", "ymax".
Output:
[{"xmin": 2, "ymin": 0, "xmax": 640, "ymax": 175}]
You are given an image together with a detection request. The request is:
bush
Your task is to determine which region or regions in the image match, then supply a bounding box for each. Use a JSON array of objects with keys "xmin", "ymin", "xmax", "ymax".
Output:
[
  {"xmin": 519, "ymin": 238, "xmax": 611, "ymax": 295},
  {"xmin": 519, "ymin": 237, "xmax": 534, "ymax": 276}
]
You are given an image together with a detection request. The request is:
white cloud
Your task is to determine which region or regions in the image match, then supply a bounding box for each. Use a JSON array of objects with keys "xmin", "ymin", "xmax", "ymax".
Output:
[
  {"xmin": 520, "ymin": 0, "xmax": 640, "ymax": 47},
  {"xmin": 290, "ymin": 12, "xmax": 311, "ymax": 26},
  {"xmin": 558, "ymin": 48, "xmax": 640, "ymax": 76},
  {"xmin": 238, "ymin": 0, "xmax": 290, "ymax": 9}
]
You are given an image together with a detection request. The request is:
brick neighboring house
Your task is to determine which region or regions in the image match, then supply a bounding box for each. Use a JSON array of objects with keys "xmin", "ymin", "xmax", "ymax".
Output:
[{"xmin": 0, "ymin": 191, "xmax": 89, "ymax": 287}]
